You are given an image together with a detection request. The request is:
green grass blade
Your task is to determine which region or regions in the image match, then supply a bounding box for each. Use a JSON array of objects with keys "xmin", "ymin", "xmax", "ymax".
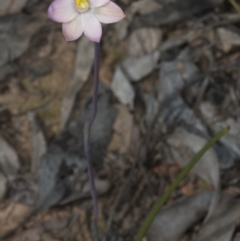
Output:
[
  {"xmin": 134, "ymin": 127, "xmax": 229, "ymax": 241},
  {"xmin": 229, "ymin": 0, "xmax": 240, "ymax": 13}
]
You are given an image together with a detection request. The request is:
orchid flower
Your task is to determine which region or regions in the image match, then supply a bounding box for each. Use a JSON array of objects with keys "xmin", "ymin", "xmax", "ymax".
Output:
[
  {"xmin": 48, "ymin": 0, "xmax": 125, "ymax": 42},
  {"xmin": 48, "ymin": 2, "xmax": 124, "ymax": 240}
]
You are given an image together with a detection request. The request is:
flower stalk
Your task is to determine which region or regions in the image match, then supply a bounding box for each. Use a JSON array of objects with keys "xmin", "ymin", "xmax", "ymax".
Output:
[{"xmin": 84, "ymin": 42, "xmax": 100, "ymax": 241}]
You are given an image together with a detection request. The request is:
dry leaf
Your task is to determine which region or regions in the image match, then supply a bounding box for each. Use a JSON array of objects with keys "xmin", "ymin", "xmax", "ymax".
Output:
[
  {"xmin": 12, "ymin": 228, "xmax": 41, "ymax": 241},
  {"xmin": 196, "ymin": 195, "xmax": 240, "ymax": 241},
  {"xmin": 0, "ymin": 202, "xmax": 30, "ymax": 234},
  {"xmin": 0, "ymin": 135, "xmax": 19, "ymax": 178},
  {"xmin": 159, "ymin": 59, "xmax": 198, "ymax": 101},
  {"xmin": 122, "ymin": 51, "xmax": 160, "ymax": 82},
  {"xmin": 111, "ymin": 67, "xmax": 135, "ymax": 109},
  {"xmin": 0, "ymin": 0, "xmax": 28, "ymax": 16},
  {"xmin": 82, "ymin": 178, "xmax": 110, "ymax": 196},
  {"xmin": 0, "ymin": 173, "xmax": 7, "ymax": 201},
  {"xmin": 128, "ymin": 28, "xmax": 162, "ymax": 57},
  {"xmin": 0, "ymin": 14, "xmax": 43, "ymax": 68},
  {"xmin": 108, "ymin": 105, "xmax": 133, "ymax": 154},
  {"xmin": 200, "ymin": 102, "xmax": 240, "ymax": 167},
  {"xmin": 28, "ymin": 112, "xmax": 47, "ymax": 174},
  {"xmin": 131, "ymin": 0, "xmax": 162, "ymax": 15},
  {"xmin": 217, "ymin": 28, "xmax": 240, "ymax": 52},
  {"xmin": 148, "ymin": 192, "xmax": 213, "ymax": 241},
  {"xmin": 167, "ymin": 128, "xmax": 220, "ymax": 220},
  {"xmin": 61, "ymin": 36, "xmax": 94, "ymax": 128}
]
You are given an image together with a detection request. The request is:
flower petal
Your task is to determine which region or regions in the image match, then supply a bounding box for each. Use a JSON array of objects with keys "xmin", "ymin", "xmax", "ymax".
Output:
[
  {"xmin": 89, "ymin": 0, "xmax": 110, "ymax": 8},
  {"xmin": 92, "ymin": 1, "xmax": 125, "ymax": 24},
  {"xmin": 82, "ymin": 11, "xmax": 102, "ymax": 42},
  {"xmin": 62, "ymin": 15, "xmax": 83, "ymax": 41},
  {"xmin": 48, "ymin": 0, "xmax": 78, "ymax": 23}
]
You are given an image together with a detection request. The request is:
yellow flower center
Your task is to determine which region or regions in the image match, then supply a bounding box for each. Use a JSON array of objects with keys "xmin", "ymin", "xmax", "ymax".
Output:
[{"xmin": 75, "ymin": 0, "xmax": 90, "ymax": 12}]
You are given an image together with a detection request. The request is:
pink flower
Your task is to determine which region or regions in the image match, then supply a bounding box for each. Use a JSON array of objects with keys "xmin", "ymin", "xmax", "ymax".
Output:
[{"xmin": 48, "ymin": 0, "xmax": 125, "ymax": 42}]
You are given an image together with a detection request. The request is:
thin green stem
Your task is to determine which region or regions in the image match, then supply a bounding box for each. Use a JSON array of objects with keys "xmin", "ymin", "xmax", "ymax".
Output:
[
  {"xmin": 229, "ymin": 0, "xmax": 240, "ymax": 13},
  {"xmin": 134, "ymin": 127, "xmax": 229, "ymax": 241}
]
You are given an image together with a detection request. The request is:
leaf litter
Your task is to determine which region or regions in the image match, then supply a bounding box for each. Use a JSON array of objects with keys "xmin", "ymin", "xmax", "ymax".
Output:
[{"xmin": 0, "ymin": 0, "xmax": 240, "ymax": 241}]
